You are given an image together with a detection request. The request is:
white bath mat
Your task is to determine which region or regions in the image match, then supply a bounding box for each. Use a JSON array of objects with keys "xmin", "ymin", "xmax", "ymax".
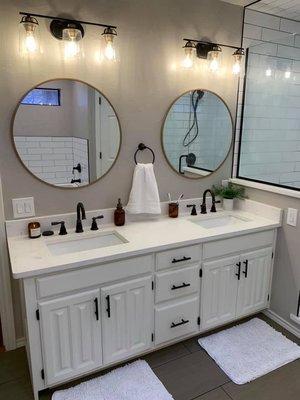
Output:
[
  {"xmin": 198, "ymin": 318, "xmax": 300, "ymax": 385},
  {"xmin": 52, "ymin": 360, "xmax": 174, "ymax": 400}
]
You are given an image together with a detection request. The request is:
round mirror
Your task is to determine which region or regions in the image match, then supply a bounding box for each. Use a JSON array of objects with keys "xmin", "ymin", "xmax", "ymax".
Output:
[
  {"xmin": 12, "ymin": 79, "xmax": 121, "ymax": 188},
  {"xmin": 162, "ymin": 90, "xmax": 233, "ymax": 178}
]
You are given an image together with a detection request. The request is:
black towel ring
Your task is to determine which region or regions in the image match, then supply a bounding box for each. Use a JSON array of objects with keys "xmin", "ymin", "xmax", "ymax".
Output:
[{"xmin": 134, "ymin": 143, "xmax": 155, "ymax": 164}]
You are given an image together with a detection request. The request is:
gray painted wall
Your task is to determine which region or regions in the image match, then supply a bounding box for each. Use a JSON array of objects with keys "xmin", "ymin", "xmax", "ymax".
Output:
[
  {"xmin": 0, "ymin": 0, "xmax": 243, "ymax": 340},
  {"xmin": 0, "ymin": 0, "xmax": 242, "ymax": 221}
]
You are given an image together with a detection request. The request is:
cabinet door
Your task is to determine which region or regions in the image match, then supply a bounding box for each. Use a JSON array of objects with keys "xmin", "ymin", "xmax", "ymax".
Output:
[
  {"xmin": 201, "ymin": 255, "xmax": 240, "ymax": 330},
  {"xmin": 101, "ymin": 276, "xmax": 153, "ymax": 365},
  {"xmin": 39, "ymin": 289, "xmax": 102, "ymax": 386},
  {"xmin": 236, "ymin": 247, "xmax": 272, "ymax": 318}
]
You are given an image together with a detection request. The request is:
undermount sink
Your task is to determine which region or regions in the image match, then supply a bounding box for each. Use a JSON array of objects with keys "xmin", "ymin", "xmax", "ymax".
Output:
[
  {"xmin": 191, "ymin": 215, "xmax": 251, "ymax": 229},
  {"xmin": 47, "ymin": 231, "xmax": 128, "ymax": 256}
]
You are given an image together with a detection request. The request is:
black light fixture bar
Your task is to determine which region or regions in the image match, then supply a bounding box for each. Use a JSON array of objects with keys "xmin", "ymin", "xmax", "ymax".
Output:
[
  {"xmin": 183, "ymin": 38, "xmax": 242, "ymax": 51},
  {"xmin": 19, "ymin": 11, "xmax": 117, "ymax": 29}
]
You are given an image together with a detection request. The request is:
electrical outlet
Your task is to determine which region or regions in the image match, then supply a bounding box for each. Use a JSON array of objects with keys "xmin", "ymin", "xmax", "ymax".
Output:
[
  {"xmin": 12, "ymin": 197, "xmax": 35, "ymax": 219},
  {"xmin": 286, "ymin": 208, "xmax": 298, "ymax": 227}
]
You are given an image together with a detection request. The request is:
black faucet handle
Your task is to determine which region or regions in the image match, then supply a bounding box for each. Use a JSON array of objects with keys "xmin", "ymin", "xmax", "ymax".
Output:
[
  {"xmin": 91, "ymin": 215, "xmax": 104, "ymax": 231},
  {"xmin": 51, "ymin": 221, "xmax": 68, "ymax": 235},
  {"xmin": 210, "ymin": 200, "xmax": 221, "ymax": 213},
  {"xmin": 187, "ymin": 204, "xmax": 197, "ymax": 216},
  {"xmin": 200, "ymin": 203, "xmax": 207, "ymax": 214}
]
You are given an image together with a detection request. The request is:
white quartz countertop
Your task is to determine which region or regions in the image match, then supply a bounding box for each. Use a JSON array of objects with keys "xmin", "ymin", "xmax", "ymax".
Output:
[{"xmin": 7, "ymin": 206, "xmax": 282, "ymax": 279}]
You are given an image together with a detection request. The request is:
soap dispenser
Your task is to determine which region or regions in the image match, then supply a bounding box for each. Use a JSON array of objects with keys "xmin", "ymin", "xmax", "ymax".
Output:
[{"xmin": 114, "ymin": 198, "xmax": 125, "ymax": 226}]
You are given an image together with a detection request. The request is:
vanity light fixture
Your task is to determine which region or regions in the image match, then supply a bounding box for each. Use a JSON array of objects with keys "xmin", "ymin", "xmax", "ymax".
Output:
[
  {"xmin": 102, "ymin": 27, "xmax": 117, "ymax": 61},
  {"xmin": 18, "ymin": 12, "xmax": 118, "ymax": 60},
  {"xmin": 19, "ymin": 15, "xmax": 40, "ymax": 54},
  {"xmin": 232, "ymin": 48, "xmax": 244, "ymax": 75},
  {"xmin": 182, "ymin": 39, "xmax": 244, "ymax": 75},
  {"xmin": 182, "ymin": 40, "xmax": 196, "ymax": 69}
]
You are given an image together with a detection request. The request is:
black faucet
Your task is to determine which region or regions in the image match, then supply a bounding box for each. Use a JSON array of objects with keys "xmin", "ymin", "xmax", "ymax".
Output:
[
  {"xmin": 76, "ymin": 202, "xmax": 86, "ymax": 233},
  {"xmin": 200, "ymin": 189, "xmax": 220, "ymax": 214}
]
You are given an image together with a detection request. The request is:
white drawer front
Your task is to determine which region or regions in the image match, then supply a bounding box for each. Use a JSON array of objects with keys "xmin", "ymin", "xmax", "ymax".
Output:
[
  {"xmin": 156, "ymin": 245, "xmax": 201, "ymax": 271},
  {"xmin": 203, "ymin": 230, "xmax": 274, "ymax": 260},
  {"xmin": 155, "ymin": 265, "xmax": 199, "ymax": 303},
  {"xmin": 155, "ymin": 297, "xmax": 199, "ymax": 345},
  {"xmin": 37, "ymin": 255, "xmax": 153, "ymax": 298}
]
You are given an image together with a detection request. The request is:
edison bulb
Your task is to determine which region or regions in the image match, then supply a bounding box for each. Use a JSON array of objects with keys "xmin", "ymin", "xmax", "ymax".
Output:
[
  {"xmin": 102, "ymin": 27, "xmax": 117, "ymax": 61},
  {"xmin": 25, "ymin": 32, "xmax": 38, "ymax": 53},
  {"xmin": 208, "ymin": 46, "xmax": 222, "ymax": 73},
  {"xmin": 62, "ymin": 26, "xmax": 83, "ymax": 59},
  {"xmin": 19, "ymin": 15, "xmax": 40, "ymax": 55},
  {"xmin": 266, "ymin": 68, "xmax": 272, "ymax": 77},
  {"xmin": 285, "ymin": 70, "xmax": 291, "ymax": 79},
  {"xmin": 182, "ymin": 41, "xmax": 195, "ymax": 69},
  {"xmin": 104, "ymin": 41, "xmax": 116, "ymax": 61},
  {"xmin": 64, "ymin": 40, "xmax": 80, "ymax": 58}
]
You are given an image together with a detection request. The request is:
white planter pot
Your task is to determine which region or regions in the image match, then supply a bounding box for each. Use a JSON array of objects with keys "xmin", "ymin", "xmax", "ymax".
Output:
[{"xmin": 223, "ymin": 198, "xmax": 234, "ymax": 211}]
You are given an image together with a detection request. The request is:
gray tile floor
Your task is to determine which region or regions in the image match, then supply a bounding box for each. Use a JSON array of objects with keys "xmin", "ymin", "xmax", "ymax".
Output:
[{"xmin": 0, "ymin": 314, "xmax": 299, "ymax": 400}]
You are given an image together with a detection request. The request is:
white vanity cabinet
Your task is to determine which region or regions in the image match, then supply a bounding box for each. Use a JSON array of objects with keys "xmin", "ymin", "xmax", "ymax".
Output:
[
  {"xmin": 154, "ymin": 245, "xmax": 201, "ymax": 345},
  {"xmin": 19, "ymin": 228, "xmax": 277, "ymax": 400},
  {"xmin": 38, "ymin": 289, "xmax": 102, "ymax": 386},
  {"xmin": 236, "ymin": 247, "xmax": 273, "ymax": 318},
  {"xmin": 201, "ymin": 255, "xmax": 240, "ymax": 330},
  {"xmin": 101, "ymin": 276, "xmax": 153, "ymax": 364},
  {"xmin": 200, "ymin": 231, "xmax": 275, "ymax": 331}
]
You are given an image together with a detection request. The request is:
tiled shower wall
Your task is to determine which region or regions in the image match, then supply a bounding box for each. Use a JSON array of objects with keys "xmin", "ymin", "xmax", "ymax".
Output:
[
  {"xmin": 233, "ymin": 9, "xmax": 300, "ymax": 188},
  {"xmin": 163, "ymin": 92, "xmax": 232, "ymax": 172},
  {"xmin": 14, "ymin": 136, "xmax": 89, "ymax": 186}
]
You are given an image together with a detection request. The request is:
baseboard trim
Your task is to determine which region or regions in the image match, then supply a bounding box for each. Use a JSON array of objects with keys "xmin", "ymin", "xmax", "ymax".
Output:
[
  {"xmin": 16, "ymin": 337, "xmax": 26, "ymax": 348},
  {"xmin": 263, "ymin": 309, "xmax": 300, "ymax": 339}
]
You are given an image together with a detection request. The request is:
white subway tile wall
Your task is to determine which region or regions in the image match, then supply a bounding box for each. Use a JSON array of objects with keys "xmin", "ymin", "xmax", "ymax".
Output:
[
  {"xmin": 14, "ymin": 136, "xmax": 89, "ymax": 186},
  {"xmin": 163, "ymin": 92, "xmax": 232, "ymax": 173},
  {"xmin": 233, "ymin": 10, "xmax": 300, "ymax": 189}
]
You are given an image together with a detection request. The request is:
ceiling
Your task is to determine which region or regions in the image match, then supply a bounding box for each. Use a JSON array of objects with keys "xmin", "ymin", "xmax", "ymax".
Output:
[
  {"xmin": 249, "ymin": 1, "xmax": 300, "ymax": 20},
  {"xmin": 220, "ymin": 0, "xmax": 300, "ymax": 20}
]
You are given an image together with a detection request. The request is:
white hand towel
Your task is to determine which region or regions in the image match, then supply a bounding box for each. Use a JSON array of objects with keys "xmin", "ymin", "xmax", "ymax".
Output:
[{"xmin": 126, "ymin": 163, "xmax": 161, "ymax": 214}]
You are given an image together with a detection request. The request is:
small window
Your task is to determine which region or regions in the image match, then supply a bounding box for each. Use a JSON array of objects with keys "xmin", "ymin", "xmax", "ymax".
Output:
[{"xmin": 21, "ymin": 88, "xmax": 61, "ymax": 106}]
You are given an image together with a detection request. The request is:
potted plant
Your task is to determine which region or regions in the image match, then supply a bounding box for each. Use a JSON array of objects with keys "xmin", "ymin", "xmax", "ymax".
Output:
[{"xmin": 212, "ymin": 183, "xmax": 245, "ymax": 211}]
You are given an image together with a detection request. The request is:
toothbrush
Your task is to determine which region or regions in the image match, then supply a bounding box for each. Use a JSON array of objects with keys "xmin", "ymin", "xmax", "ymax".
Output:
[
  {"xmin": 168, "ymin": 193, "xmax": 172, "ymax": 203},
  {"xmin": 177, "ymin": 193, "xmax": 184, "ymax": 203}
]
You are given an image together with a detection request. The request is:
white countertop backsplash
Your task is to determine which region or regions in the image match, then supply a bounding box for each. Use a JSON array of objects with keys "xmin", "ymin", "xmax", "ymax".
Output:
[{"xmin": 6, "ymin": 198, "xmax": 282, "ymax": 279}]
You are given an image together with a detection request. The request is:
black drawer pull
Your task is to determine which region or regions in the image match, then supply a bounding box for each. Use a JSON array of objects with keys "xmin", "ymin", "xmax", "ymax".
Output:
[
  {"xmin": 243, "ymin": 260, "xmax": 248, "ymax": 278},
  {"xmin": 106, "ymin": 295, "xmax": 111, "ymax": 318},
  {"xmin": 94, "ymin": 298, "xmax": 99, "ymax": 320},
  {"xmin": 171, "ymin": 318, "xmax": 189, "ymax": 328},
  {"xmin": 172, "ymin": 256, "xmax": 191, "ymax": 264},
  {"xmin": 235, "ymin": 262, "xmax": 241, "ymax": 280},
  {"xmin": 171, "ymin": 282, "xmax": 191, "ymax": 290}
]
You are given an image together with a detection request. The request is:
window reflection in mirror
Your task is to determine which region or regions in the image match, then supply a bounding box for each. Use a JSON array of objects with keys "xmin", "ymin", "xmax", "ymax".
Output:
[
  {"xmin": 162, "ymin": 90, "xmax": 233, "ymax": 178},
  {"xmin": 13, "ymin": 79, "xmax": 121, "ymax": 188}
]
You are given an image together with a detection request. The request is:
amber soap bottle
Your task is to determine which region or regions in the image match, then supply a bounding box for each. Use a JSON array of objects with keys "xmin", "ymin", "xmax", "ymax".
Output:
[{"xmin": 114, "ymin": 198, "xmax": 125, "ymax": 226}]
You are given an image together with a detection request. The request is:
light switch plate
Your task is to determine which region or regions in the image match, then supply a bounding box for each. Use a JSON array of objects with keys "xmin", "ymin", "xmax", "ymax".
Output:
[
  {"xmin": 286, "ymin": 208, "xmax": 298, "ymax": 227},
  {"xmin": 12, "ymin": 197, "xmax": 35, "ymax": 219}
]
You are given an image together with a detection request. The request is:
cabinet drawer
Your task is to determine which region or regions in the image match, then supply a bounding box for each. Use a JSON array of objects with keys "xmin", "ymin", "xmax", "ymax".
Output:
[
  {"xmin": 36, "ymin": 255, "xmax": 153, "ymax": 298},
  {"xmin": 203, "ymin": 230, "xmax": 274, "ymax": 260},
  {"xmin": 156, "ymin": 245, "xmax": 201, "ymax": 271},
  {"xmin": 155, "ymin": 265, "xmax": 199, "ymax": 303},
  {"xmin": 155, "ymin": 297, "xmax": 199, "ymax": 345}
]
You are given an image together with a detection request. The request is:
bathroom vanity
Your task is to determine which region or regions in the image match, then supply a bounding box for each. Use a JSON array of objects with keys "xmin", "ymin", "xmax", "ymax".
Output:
[{"xmin": 7, "ymin": 200, "xmax": 282, "ymax": 400}]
